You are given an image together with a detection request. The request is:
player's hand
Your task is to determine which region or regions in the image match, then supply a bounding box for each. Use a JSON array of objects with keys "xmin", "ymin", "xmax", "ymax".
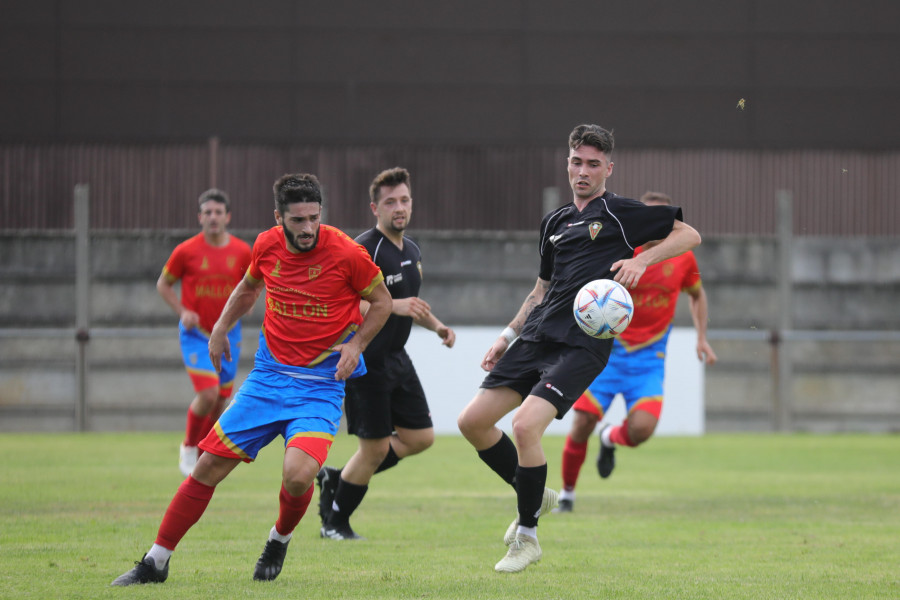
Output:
[
  {"xmin": 333, "ymin": 340, "xmax": 362, "ymax": 381},
  {"xmin": 393, "ymin": 297, "xmax": 432, "ymax": 319},
  {"xmin": 697, "ymin": 340, "xmax": 718, "ymax": 365},
  {"xmin": 437, "ymin": 325, "xmax": 456, "ymax": 348},
  {"xmin": 180, "ymin": 309, "xmax": 201, "ymax": 330},
  {"xmin": 208, "ymin": 329, "xmax": 230, "ymax": 373},
  {"xmin": 609, "ymin": 258, "xmax": 647, "ymax": 290},
  {"xmin": 480, "ymin": 338, "xmax": 508, "ymax": 371}
]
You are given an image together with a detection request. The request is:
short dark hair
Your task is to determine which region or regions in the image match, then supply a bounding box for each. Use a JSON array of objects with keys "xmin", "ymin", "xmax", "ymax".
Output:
[
  {"xmin": 568, "ymin": 124, "xmax": 615, "ymax": 156},
  {"xmin": 369, "ymin": 167, "xmax": 411, "ymax": 204},
  {"xmin": 198, "ymin": 188, "xmax": 230, "ymax": 211},
  {"xmin": 640, "ymin": 191, "xmax": 672, "ymax": 205},
  {"xmin": 272, "ymin": 173, "xmax": 323, "ymax": 214}
]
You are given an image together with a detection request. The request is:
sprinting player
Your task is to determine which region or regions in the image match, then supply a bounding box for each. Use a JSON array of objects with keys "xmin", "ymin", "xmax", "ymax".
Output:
[
  {"xmin": 317, "ymin": 167, "xmax": 456, "ymax": 540},
  {"xmin": 555, "ymin": 191, "xmax": 718, "ymax": 513},
  {"xmin": 457, "ymin": 124, "xmax": 701, "ymax": 573},
  {"xmin": 156, "ymin": 188, "xmax": 251, "ymax": 477},
  {"xmin": 111, "ymin": 173, "xmax": 391, "ymax": 586}
]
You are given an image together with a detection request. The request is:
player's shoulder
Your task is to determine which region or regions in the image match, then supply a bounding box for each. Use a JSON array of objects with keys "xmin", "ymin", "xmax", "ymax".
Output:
[
  {"xmin": 252, "ymin": 226, "xmax": 285, "ymax": 254},
  {"xmin": 229, "ymin": 233, "xmax": 252, "ymax": 252},
  {"xmin": 354, "ymin": 227, "xmax": 381, "ymax": 250}
]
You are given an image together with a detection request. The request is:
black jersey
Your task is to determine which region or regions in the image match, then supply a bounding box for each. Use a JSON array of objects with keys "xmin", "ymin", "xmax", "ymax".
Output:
[
  {"xmin": 355, "ymin": 227, "xmax": 423, "ymax": 361},
  {"xmin": 519, "ymin": 191, "xmax": 682, "ymax": 356}
]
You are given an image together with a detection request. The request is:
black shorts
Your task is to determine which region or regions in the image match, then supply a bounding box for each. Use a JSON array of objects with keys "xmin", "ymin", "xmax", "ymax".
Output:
[
  {"xmin": 480, "ymin": 339, "xmax": 610, "ymax": 419},
  {"xmin": 344, "ymin": 349, "xmax": 433, "ymax": 439}
]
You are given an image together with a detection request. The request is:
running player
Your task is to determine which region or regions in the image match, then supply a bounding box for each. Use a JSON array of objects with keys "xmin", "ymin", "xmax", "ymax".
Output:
[
  {"xmin": 555, "ymin": 191, "xmax": 718, "ymax": 513},
  {"xmin": 111, "ymin": 173, "xmax": 392, "ymax": 586},
  {"xmin": 156, "ymin": 188, "xmax": 251, "ymax": 476},
  {"xmin": 317, "ymin": 167, "xmax": 456, "ymax": 540},
  {"xmin": 457, "ymin": 124, "xmax": 701, "ymax": 573}
]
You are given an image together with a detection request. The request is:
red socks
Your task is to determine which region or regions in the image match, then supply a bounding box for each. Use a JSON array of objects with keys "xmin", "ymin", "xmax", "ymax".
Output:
[
  {"xmin": 609, "ymin": 423, "xmax": 636, "ymax": 447},
  {"xmin": 155, "ymin": 476, "xmax": 215, "ymax": 550},
  {"xmin": 561, "ymin": 436, "xmax": 588, "ymax": 491},
  {"xmin": 275, "ymin": 484, "xmax": 313, "ymax": 536}
]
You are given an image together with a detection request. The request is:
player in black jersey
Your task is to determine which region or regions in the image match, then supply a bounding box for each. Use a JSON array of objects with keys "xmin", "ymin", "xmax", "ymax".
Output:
[
  {"xmin": 317, "ymin": 167, "xmax": 456, "ymax": 540},
  {"xmin": 457, "ymin": 124, "xmax": 702, "ymax": 573}
]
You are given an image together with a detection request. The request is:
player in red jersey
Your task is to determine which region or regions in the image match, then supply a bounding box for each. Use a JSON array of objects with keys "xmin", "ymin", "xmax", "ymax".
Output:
[
  {"xmin": 157, "ymin": 188, "xmax": 251, "ymax": 477},
  {"xmin": 112, "ymin": 173, "xmax": 391, "ymax": 586},
  {"xmin": 554, "ymin": 191, "xmax": 718, "ymax": 513}
]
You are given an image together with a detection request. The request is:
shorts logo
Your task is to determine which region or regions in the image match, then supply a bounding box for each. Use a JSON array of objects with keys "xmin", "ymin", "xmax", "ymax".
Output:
[
  {"xmin": 309, "ymin": 265, "xmax": 322, "ymax": 280},
  {"xmin": 544, "ymin": 383, "xmax": 564, "ymax": 397},
  {"xmin": 589, "ymin": 222, "xmax": 603, "ymax": 240}
]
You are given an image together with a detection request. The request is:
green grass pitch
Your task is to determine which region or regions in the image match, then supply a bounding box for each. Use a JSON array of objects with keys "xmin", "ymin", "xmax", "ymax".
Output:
[{"xmin": 1, "ymin": 432, "xmax": 897, "ymax": 599}]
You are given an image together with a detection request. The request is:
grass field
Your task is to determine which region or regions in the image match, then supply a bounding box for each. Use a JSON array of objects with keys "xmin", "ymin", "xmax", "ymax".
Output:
[{"xmin": 1, "ymin": 432, "xmax": 898, "ymax": 599}]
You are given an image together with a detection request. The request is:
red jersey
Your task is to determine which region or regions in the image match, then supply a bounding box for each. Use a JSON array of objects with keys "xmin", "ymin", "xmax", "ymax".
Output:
[
  {"xmin": 617, "ymin": 248, "xmax": 701, "ymax": 350},
  {"xmin": 247, "ymin": 224, "xmax": 384, "ymax": 367},
  {"xmin": 161, "ymin": 232, "xmax": 252, "ymax": 333}
]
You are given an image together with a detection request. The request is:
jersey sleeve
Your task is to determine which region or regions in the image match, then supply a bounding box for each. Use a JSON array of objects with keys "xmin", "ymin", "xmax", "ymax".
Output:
[
  {"xmin": 681, "ymin": 251, "xmax": 702, "ymax": 292},
  {"xmin": 617, "ymin": 202, "xmax": 684, "ymax": 250},
  {"xmin": 348, "ymin": 240, "xmax": 384, "ymax": 297},
  {"xmin": 161, "ymin": 243, "xmax": 186, "ymax": 282},
  {"xmin": 537, "ymin": 212, "xmax": 556, "ymax": 281}
]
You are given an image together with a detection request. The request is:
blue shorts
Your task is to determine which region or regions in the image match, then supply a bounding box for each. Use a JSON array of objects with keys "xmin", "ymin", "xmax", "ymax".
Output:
[
  {"xmin": 179, "ymin": 322, "xmax": 241, "ymax": 392},
  {"xmin": 579, "ymin": 334, "xmax": 668, "ymax": 416},
  {"xmin": 201, "ymin": 332, "xmax": 365, "ymax": 462}
]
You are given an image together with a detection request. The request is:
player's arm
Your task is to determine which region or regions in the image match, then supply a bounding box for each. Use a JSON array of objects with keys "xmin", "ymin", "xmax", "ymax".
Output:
[
  {"xmin": 481, "ymin": 277, "xmax": 549, "ymax": 371},
  {"xmin": 156, "ymin": 271, "xmax": 200, "ymax": 330},
  {"xmin": 686, "ymin": 284, "xmax": 718, "ymax": 365},
  {"xmin": 208, "ymin": 275, "xmax": 264, "ymax": 372},
  {"xmin": 334, "ymin": 281, "xmax": 392, "ymax": 381},
  {"xmin": 413, "ymin": 309, "xmax": 456, "ymax": 348},
  {"xmin": 611, "ymin": 220, "xmax": 701, "ymax": 289}
]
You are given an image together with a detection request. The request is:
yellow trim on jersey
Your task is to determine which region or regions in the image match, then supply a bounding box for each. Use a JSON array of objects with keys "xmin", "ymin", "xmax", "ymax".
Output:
[
  {"xmin": 359, "ymin": 272, "xmax": 385, "ymax": 297},
  {"xmin": 307, "ymin": 324, "xmax": 360, "ymax": 367}
]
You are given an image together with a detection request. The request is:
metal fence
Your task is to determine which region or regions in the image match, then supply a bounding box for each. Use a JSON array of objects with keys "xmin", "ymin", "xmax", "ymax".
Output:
[{"xmin": 2, "ymin": 141, "xmax": 899, "ymax": 236}]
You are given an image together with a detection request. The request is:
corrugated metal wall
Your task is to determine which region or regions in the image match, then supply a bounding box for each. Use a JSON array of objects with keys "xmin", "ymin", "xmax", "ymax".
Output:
[{"xmin": 1, "ymin": 142, "xmax": 898, "ymax": 236}]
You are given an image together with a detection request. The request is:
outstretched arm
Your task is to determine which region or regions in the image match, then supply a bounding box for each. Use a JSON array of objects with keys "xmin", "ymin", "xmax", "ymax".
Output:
[
  {"xmin": 611, "ymin": 220, "xmax": 701, "ymax": 289},
  {"xmin": 481, "ymin": 277, "xmax": 549, "ymax": 371}
]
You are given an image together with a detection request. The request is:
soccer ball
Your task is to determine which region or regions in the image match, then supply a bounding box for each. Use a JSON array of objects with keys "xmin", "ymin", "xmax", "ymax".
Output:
[{"xmin": 572, "ymin": 279, "xmax": 634, "ymax": 339}]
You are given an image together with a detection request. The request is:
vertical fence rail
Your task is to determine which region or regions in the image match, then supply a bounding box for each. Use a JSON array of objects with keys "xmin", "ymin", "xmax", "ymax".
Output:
[{"xmin": 74, "ymin": 183, "xmax": 90, "ymax": 431}]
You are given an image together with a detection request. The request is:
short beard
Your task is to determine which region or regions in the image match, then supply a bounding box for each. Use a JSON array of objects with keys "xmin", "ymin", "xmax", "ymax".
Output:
[{"xmin": 285, "ymin": 227, "xmax": 319, "ymax": 252}]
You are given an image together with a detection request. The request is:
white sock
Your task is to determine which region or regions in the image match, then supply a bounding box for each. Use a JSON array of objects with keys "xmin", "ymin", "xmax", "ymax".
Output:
[
  {"xmin": 601, "ymin": 425, "xmax": 614, "ymax": 447},
  {"xmin": 516, "ymin": 525, "xmax": 537, "ymax": 540},
  {"xmin": 146, "ymin": 544, "xmax": 172, "ymax": 570},
  {"xmin": 559, "ymin": 489, "xmax": 575, "ymax": 502},
  {"xmin": 269, "ymin": 525, "xmax": 292, "ymax": 543}
]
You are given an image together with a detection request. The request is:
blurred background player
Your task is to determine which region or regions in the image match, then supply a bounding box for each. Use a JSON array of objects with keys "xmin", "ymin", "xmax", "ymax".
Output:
[
  {"xmin": 555, "ymin": 191, "xmax": 718, "ymax": 513},
  {"xmin": 111, "ymin": 173, "xmax": 391, "ymax": 586},
  {"xmin": 317, "ymin": 167, "xmax": 456, "ymax": 540},
  {"xmin": 157, "ymin": 189, "xmax": 252, "ymax": 477}
]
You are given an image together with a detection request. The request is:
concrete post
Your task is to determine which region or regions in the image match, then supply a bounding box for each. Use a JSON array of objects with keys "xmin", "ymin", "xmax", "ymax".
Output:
[{"xmin": 74, "ymin": 184, "xmax": 91, "ymax": 431}]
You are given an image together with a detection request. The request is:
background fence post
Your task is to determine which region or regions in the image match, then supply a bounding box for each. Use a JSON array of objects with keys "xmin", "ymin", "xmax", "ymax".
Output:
[
  {"xmin": 74, "ymin": 183, "xmax": 90, "ymax": 432},
  {"xmin": 775, "ymin": 190, "xmax": 794, "ymax": 431}
]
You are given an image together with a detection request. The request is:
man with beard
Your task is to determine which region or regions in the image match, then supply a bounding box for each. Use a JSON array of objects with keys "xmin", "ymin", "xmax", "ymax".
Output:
[
  {"xmin": 317, "ymin": 167, "xmax": 456, "ymax": 540},
  {"xmin": 111, "ymin": 173, "xmax": 392, "ymax": 586}
]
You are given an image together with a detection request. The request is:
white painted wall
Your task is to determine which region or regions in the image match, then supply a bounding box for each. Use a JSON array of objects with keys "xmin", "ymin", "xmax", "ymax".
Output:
[{"xmin": 405, "ymin": 326, "xmax": 705, "ymax": 436}]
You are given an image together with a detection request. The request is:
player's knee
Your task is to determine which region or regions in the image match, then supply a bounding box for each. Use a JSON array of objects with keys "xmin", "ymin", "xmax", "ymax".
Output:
[
  {"xmin": 407, "ymin": 430, "xmax": 434, "ymax": 454},
  {"xmin": 628, "ymin": 422, "xmax": 657, "ymax": 446}
]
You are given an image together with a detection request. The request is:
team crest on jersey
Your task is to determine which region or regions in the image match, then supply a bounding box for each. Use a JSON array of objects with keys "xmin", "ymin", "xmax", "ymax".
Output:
[
  {"xmin": 589, "ymin": 222, "xmax": 603, "ymax": 240},
  {"xmin": 200, "ymin": 257, "xmax": 210, "ymax": 270},
  {"xmin": 270, "ymin": 260, "xmax": 282, "ymax": 278},
  {"xmin": 309, "ymin": 265, "xmax": 322, "ymax": 280}
]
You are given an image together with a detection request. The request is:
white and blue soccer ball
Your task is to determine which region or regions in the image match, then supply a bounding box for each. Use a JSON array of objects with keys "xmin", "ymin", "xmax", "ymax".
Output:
[{"xmin": 573, "ymin": 279, "xmax": 634, "ymax": 339}]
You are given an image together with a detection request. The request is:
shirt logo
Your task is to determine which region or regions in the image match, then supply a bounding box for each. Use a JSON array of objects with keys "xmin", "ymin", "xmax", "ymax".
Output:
[
  {"xmin": 227, "ymin": 256, "xmax": 236, "ymax": 269},
  {"xmin": 589, "ymin": 222, "xmax": 603, "ymax": 240},
  {"xmin": 200, "ymin": 257, "xmax": 210, "ymax": 270},
  {"xmin": 385, "ymin": 272, "xmax": 404, "ymax": 286},
  {"xmin": 567, "ymin": 221, "xmax": 585, "ymax": 227},
  {"xmin": 400, "ymin": 260, "xmax": 412, "ymax": 267},
  {"xmin": 309, "ymin": 265, "xmax": 322, "ymax": 280},
  {"xmin": 270, "ymin": 260, "xmax": 282, "ymax": 278},
  {"xmin": 549, "ymin": 234, "xmax": 563, "ymax": 245}
]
